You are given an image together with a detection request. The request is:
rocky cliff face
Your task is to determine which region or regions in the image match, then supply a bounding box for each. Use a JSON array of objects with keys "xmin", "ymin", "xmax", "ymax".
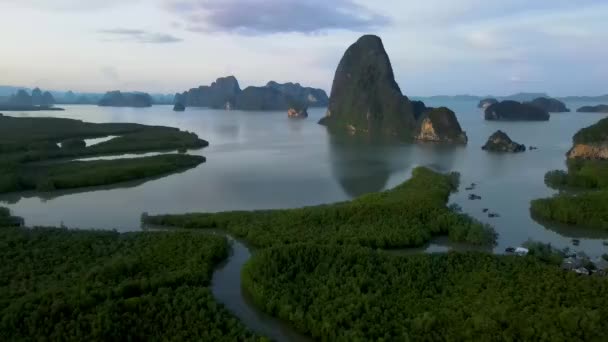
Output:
[
  {"xmin": 233, "ymin": 87, "xmax": 286, "ymax": 110},
  {"xmin": 318, "ymin": 35, "xmax": 416, "ymax": 137},
  {"xmin": 485, "ymin": 101, "xmax": 550, "ymax": 121},
  {"xmin": 415, "ymin": 107, "xmax": 468, "ymax": 144},
  {"xmin": 527, "ymin": 97, "xmax": 570, "ymax": 112},
  {"xmin": 482, "ymin": 130, "xmax": 526, "ymax": 152},
  {"xmin": 567, "ymin": 144, "xmax": 608, "ymax": 159},
  {"xmin": 175, "ymin": 76, "xmax": 241, "ymax": 109},
  {"xmin": 478, "ymin": 98, "xmax": 498, "ymax": 109},
  {"xmin": 567, "ymin": 117, "xmax": 608, "ymax": 159},
  {"xmin": 266, "ymin": 81, "xmax": 328, "ymax": 107}
]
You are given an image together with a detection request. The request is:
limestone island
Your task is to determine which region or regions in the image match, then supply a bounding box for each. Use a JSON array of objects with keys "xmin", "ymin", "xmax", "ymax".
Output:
[
  {"xmin": 319, "ymin": 35, "xmax": 466, "ymax": 143},
  {"xmin": 477, "ymin": 98, "xmax": 498, "ymax": 109},
  {"xmin": 174, "ymin": 76, "xmax": 328, "ymax": 111},
  {"xmin": 526, "ymin": 97, "xmax": 570, "ymax": 112},
  {"xmin": 485, "ymin": 100, "xmax": 550, "ymax": 121},
  {"xmin": 482, "ymin": 130, "xmax": 526, "ymax": 152},
  {"xmin": 577, "ymin": 104, "xmax": 608, "ymax": 113},
  {"xmin": 415, "ymin": 107, "xmax": 468, "ymax": 144},
  {"xmin": 98, "ymin": 91, "xmax": 153, "ymax": 108}
]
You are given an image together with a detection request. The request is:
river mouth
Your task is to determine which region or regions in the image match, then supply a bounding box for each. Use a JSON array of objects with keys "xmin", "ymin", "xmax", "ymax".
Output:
[{"xmin": 210, "ymin": 234, "xmax": 312, "ymax": 342}]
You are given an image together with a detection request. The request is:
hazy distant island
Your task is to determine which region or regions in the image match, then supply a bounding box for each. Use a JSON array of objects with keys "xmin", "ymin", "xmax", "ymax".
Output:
[
  {"xmin": 318, "ymin": 35, "xmax": 467, "ymax": 143},
  {"xmin": 0, "ymin": 88, "xmax": 63, "ymax": 111},
  {"xmin": 577, "ymin": 104, "xmax": 608, "ymax": 113},
  {"xmin": 98, "ymin": 91, "xmax": 153, "ymax": 108},
  {"xmin": 174, "ymin": 76, "xmax": 328, "ymax": 112},
  {"xmin": 526, "ymin": 97, "xmax": 570, "ymax": 113},
  {"xmin": 485, "ymin": 100, "xmax": 550, "ymax": 121},
  {"xmin": 482, "ymin": 130, "xmax": 526, "ymax": 152}
]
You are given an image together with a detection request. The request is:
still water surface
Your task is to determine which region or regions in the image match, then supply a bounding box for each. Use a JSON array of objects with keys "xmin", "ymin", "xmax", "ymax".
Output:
[{"xmin": 2, "ymin": 101, "xmax": 608, "ymax": 255}]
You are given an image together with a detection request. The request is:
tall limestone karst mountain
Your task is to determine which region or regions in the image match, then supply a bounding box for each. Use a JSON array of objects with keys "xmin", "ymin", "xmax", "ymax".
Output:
[
  {"xmin": 175, "ymin": 77, "xmax": 328, "ymax": 111},
  {"xmin": 319, "ymin": 34, "xmax": 466, "ymax": 143}
]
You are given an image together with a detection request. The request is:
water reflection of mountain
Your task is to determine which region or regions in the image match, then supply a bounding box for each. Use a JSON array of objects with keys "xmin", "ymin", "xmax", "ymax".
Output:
[{"xmin": 327, "ymin": 133, "xmax": 410, "ymax": 198}]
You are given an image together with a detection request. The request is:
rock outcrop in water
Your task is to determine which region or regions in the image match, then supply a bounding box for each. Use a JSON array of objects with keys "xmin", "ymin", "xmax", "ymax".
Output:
[
  {"xmin": 485, "ymin": 100, "xmax": 550, "ymax": 121},
  {"xmin": 482, "ymin": 130, "xmax": 526, "ymax": 152},
  {"xmin": 527, "ymin": 97, "xmax": 570, "ymax": 112},
  {"xmin": 567, "ymin": 117, "xmax": 608, "ymax": 159},
  {"xmin": 287, "ymin": 107, "xmax": 308, "ymax": 119},
  {"xmin": 478, "ymin": 98, "xmax": 498, "ymax": 109},
  {"xmin": 415, "ymin": 107, "xmax": 468, "ymax": 144},
  {"xmin": 577, "ymin": 105, "xmax": 608, "ymax": 113},
  {"xmin": 98, "ymin": 91, "xmax": 152, "ymax": 108},
  {"xmin": 173, "ymin": 102, "xmax": 185, "ymax": 112},
  {"xmin": 318, "ymin": 35, "xmax": 416, "ymax": 137},
  {"xmin": 175, "ymin": 76, "xmax": 328, "ymax": 111}
]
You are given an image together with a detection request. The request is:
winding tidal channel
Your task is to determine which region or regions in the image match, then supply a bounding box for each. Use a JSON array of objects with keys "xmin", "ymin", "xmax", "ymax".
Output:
[{"xmin": 210, "ymin": 234, "xmax": 311, "ymax": 342}]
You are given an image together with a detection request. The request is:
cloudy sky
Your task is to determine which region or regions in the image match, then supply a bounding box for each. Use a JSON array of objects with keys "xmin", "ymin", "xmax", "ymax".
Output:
[{"xmin": 1, "ymin": 0, "xmax": 607, "ymax": 96}]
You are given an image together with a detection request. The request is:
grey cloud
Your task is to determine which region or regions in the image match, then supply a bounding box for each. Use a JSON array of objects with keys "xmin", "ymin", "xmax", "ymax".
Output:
[
  {"xmin": 99, "ymin": 28, "xmax": 183, "ymax": 43},
  {"xmin": 165, "ymin": 0, "xmax": 390, "ymax": 35}
]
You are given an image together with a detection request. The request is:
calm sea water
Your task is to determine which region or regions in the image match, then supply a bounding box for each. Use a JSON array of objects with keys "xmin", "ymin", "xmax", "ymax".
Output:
[{"xmin": 2, "ymin": 101, "xmax": 608, "ymax": 255}]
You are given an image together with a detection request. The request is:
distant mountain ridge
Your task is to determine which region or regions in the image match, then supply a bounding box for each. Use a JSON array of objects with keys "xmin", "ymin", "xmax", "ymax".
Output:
[
  {"xmin": 417, "ymin": 93, "xmax": 608, "ymax": 102},
  {"xmin": 174, "ymin": 76, "xmax": 329, "ymax": 111},
  {"xmin": 0, "ymin": 85, "xmax": 173, "ymax": 105}
]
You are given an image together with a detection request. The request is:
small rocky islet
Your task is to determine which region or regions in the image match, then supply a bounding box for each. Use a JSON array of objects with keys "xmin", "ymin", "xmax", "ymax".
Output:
[
  {"xmin": 173, "ymin": 102, "xmax": 186, "ymax": 112},
  {"xmin": 482, "ymin": 130, "xmax": 526, "ymax": 153}
]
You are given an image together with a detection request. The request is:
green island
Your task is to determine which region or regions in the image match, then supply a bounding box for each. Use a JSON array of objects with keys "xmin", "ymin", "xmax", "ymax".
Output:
[
  {"xmin": 0, "ymin": 115, "xmax": 208, "ymax": 194},
  {"xmin": 242, "ymin": 244, "xmax": 607, "ymax": 341},
  {"xmin": 531, "ymin": 118, "xmax": 608, "ymax": 230},
  {"xmin": 144, "ymin": 167, "xmax": 497, "ymax": 248},
  {"xmin": 0, "ymin": 225, "xmax": 263, "ymax": 341}
]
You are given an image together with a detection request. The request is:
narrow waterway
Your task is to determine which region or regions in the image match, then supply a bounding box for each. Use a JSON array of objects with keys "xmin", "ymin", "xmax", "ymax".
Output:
[{"xmin": 210, "ymin": 235, "xmax": 311, "ymax": 342}]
